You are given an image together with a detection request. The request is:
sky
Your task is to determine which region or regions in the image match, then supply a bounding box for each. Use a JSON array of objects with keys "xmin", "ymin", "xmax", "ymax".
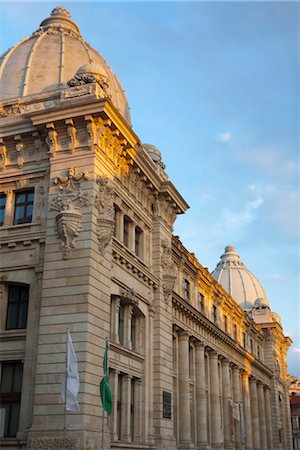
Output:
[{"xmin": 0, "ymin": 1, "xmax": 299, "ymax": 377}]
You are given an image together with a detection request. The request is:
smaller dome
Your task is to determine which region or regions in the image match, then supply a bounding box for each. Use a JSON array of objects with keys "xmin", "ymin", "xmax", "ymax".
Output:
[
  {"xmin": 254, "ymin": 298, "xmax": 269, "ymax": 309},
  {"xmin": 76, "ymin": 63, "xmax": 108, "ymax": 84},
  {"xmin": 212, "ymin": 245, "xmax": 269, "ymax": 310},
  {"xmin": 143, "ymin": 143, "xmax": 165, "ymax": 168}
]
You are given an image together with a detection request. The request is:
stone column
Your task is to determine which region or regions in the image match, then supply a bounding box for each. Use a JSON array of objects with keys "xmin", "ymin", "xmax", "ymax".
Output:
[
  {"xmin": 124, "ymin": 304, "xmax": 133, "ymax": 349},
  {"xmin": 121, "ymin": 374, "xmax": 131, "ymax": 442},
  {"xmin": 110, "ymin": 369, "xmax": 119, "ymax": 441},
  {"xmin": 3, "ymin": 189, "xmax": 13, "ymax": 226},
  {"xmin": 129, "ymin": 221, "xmax": 135, "ymax": 252},
  {"xmin": 264, "ymin": 387, "xmax": 273, "ymax": 450},
  {"xmin": 112, "ymin": 297, "xmax": 120, "ymax": 343},
  {"xmin": 249, "ymin": 377, "xmax": 260, "ymax": 450},
  {"xmin": 210, "ymin": 351, "xmax": 222, "ymax": 449},
  {"xmin": 178, "ymin": 331, "xmax": 193, "ymax": 448},
  {"xmin": 195, "ymin": 341, "xmax": 207, "ymax": 449},
  {"xmin": 134, "ymin": 378, "xmax": 142, "ymax": 443},
  {"xmin": 242, "ymin": 371, "xmax": 253, "ymax": 450},
  {"xmin": 222, "ymin": 359, "xmax": 232, "ymax": 449},
  {"xmin": 232, "ymin": 366, "xmax": 242, "ymax": 450},
  {"xmin": 148, "ymin": 306, "xmax": 155, "ymax": 444},
  {"xmin": 257, "ymin": 383, "xmax": 267, "ymax": 450}
]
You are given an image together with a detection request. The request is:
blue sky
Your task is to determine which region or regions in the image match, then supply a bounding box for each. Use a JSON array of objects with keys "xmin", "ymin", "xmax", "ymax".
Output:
[{"xmin": 1, "ymin": 1, "xmax": 299, "ymax": 376}]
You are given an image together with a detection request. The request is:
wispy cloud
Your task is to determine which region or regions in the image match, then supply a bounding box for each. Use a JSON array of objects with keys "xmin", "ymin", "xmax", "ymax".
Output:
[
  {"xmin": 291, "ymin": 347, "xmax": 300, "ymax": 354},
  {"xmin": 217, "ymin": 131, "xmax": 231, "ymax": 143}
]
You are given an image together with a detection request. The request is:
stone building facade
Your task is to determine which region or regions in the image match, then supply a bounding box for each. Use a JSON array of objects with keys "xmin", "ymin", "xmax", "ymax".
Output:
[{"xmin": 0, "ymin": 7, "xmax": 292, "ymax": 450}]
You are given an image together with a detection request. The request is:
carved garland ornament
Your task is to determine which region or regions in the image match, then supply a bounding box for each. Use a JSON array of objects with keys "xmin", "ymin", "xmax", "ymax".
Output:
[
  {"xmin": 51, "ymin": 168, "xmax": 90, "ymax": 259},
  {"xmin": 95, "ymin": 176, "xmax": 115, "ymax": 255}
]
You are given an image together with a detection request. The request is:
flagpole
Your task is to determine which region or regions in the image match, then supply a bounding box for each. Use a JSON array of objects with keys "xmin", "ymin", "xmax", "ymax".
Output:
[
  {"xmin": 101, "ymin": 338, "xmax": 107, "ymax": 450},
  {"xmin": 64, "ymin": 329, "xmax": 69, "ymax": 450}
]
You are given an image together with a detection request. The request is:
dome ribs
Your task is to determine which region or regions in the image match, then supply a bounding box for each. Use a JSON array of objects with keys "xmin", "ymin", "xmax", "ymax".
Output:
[{"xmin": 21, "ymin": 32, "xmax": 46, "ymax": 97}]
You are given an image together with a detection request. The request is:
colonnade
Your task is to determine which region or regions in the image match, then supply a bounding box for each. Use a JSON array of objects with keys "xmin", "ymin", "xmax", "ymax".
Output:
[{"xmin": 174, "ymin": 331, "xmax": 274, "ymax": 450}]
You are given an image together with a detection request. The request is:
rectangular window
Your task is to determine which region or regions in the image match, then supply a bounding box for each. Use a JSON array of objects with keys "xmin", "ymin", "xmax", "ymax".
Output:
[
  {"xmin": 233, "ymin": 323, "xmax": 237, "ymax": 340},
  {"xmin": 257, "ymin": 345, "xmax": 261, "ymax": 360},
  {"xmin": 224, "ymin": 315, "xmax": 228, "ymax": 333},
  {"xmin": 131, "ymin": 314, "xmax": 136, "ymax": 351},
  {"xmin": 6, "ymin": 285, "xmax": 29, "ymax": 330},
  {"xmin": 163, "ymin": 391, "xmax": 172, "ymax": 419},
  {"xmin": 250, "ymin": 338, "xmax": 254, "ymax": 354},
  {"xmin": 0, "ymin": 362, "xmax": 23, "ymax": 437},
  {"xmin": 0, "ymin": 193, "xmax": 6, "ymax": 226},
  {"xmin": 198, "ymin": 292, "xmax": 205, "ymax": 313},
  {"xmin": 243, "ymin": 332, "xmax": 246, "ymax": 348},
  {"xmin": 118, "ymin": 305, "xmax": 124, "ymax": 345},
  {"xmin": 212, "ymin": 305, "xmax": 217, "ymax": 324},
  {"xmin": 135, "ymin": 226, "xmax": 143, "ymax": 258},
  {"xmin": 14, "ymin": 189, "xmax": 34, "ymax": 225},
  {"xmin": 123, "ymin": 215, "xmax": 131, "ymax": 248},
  {"xmin": 183, "ymin": 279, "xmax": 190, "ymax": 300}
]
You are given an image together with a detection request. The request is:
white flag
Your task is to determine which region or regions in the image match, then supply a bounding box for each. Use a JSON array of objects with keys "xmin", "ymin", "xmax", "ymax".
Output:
[{"xmin": 61, "ymin": 330, "xmax": 80, "ymax": 411}]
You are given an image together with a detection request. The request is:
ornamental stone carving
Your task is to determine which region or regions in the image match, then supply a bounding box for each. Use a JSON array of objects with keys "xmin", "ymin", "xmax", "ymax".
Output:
[
  {"xmin": 14, "ymin": 136, "xmax": 24, "ymax": 168},
  {"xmin": 0, "ymin": 141, "xmax": 7, "ymax": 171},
  {"xmin": 0, "ymin": 103, "xmax": 24, "ymax": 118},
  {"xmin": 161, "ymin": 240, "xmax": 176, "ymax": 300},
  {"xmin": 46, "ymin": 123, "xmax": 58, "ymax": 157},
  {"xmin": 95, "ymin": 176, "xmax": 115, "ymax": 255},
  {"xmin": 28, "ymin": 437, "xmax": 79, "ymax": 449},
  {"xmin": 51, "ymin": 168, "xmax": 89, "ymax": 259},
  {"xmin": 65, "ymin": 119, "xmax": 78, "ymax": 153}
]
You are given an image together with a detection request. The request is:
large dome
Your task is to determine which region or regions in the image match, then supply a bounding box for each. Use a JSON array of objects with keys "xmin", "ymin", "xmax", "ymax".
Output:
[
  {"xmin": 0, "ymin": 6, "xmax": 131, "ymax": 124},
  {"xmin": 211, "ymin": 245, "xmax": 269, "ymax": 311}
]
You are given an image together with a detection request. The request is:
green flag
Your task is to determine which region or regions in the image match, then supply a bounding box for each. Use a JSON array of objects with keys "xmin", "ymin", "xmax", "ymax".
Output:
[{"xmin": 100, "ymin": 338, "xmax": 113, "ymax": 415}]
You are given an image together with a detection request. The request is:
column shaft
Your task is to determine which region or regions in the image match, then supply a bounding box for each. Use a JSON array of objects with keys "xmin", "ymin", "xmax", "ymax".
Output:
[
  {"xmin": 178, "ymin": 332, "xmax": 192, "ymax": 447},
  {"xmin": 121, "ymin": 374, "xmax": 131, "ymax": 442},
  {"xmin": 242, "ymin": 372, "xmax": 253, "ymax": 450},
  {"xmin": 195, "ymin": 342, "xmax": 207, "ymax": 449},
  {"xmin": 257, "ymin": 383, "xmax": 267, "ymax": 450},
  {"xmin": 210, "ymin": 351, "xmax": 222, "ymax": 449},
  {"xmin": 222, "ymin": 360, "xmax": 232, "ymax": 449},
  {"xmin": 249, "ymin": 378, "xmax": 260, "ymax": 450},
  {"xmin": 110, "ymin": 370, "xmax": 119, "ymax": 441},
  {"xmin": 232, "ymin": 367, "xmax": 242, "ymax": 450},
  {"xmin": 264, "ymin": 387, "xmax": 273, "ymax": 450}
]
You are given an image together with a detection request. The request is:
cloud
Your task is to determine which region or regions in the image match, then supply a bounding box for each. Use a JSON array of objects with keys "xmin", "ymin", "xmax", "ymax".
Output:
[
  {"xmin": 222, "ymin": 194, "xmax": 264, "ymax": 233},
  {"xmin": 291, "ymin": 347, "xmax": 300, "ymax": 354},
  {"xmin": 217, "ymin": 131, "xmax": 231, "ymax": 143}
]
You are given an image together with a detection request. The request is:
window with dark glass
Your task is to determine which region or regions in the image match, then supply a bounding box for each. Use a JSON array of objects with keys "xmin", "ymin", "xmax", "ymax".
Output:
[
  {"xmin": 242, "ymin": 332, "xmax": 246, "ymax": 348},
  {"xmin": 250, "ymin": 338, "xmax": 254, "ymax": 354},
  {"xmin": 233, "ymin": 323, "xmax": 237, "ymax": 341},
  {"xmin": 0, "ymin": 362, "xmax": 23, "ymax": 437},
  {"xmin": 183, "ymin": 279, "xmax": 190, "ymax": 300},
  {"xmin": 6, "ymin": 285, "xmax": 29, "ymax": 330},
  {"xmin": 257, "ymin": 345, "xmax": 261, "ymax": 360},
  {"xmin": 123, "ymin": 215, "xmax": 131, "ymax": 248},
  {"xmin": 118, "ymin": 304, "xmax": 124, "ymax": 345},
  {"xmin": 14, "ymin": 189, "xmax": 34, "ymax": 225},
  {"xmin": 135, "ymin": 226, "xmax": 143, "ymax": 258},
  {"xmin": 198, "ymin": 292, "xmax": 205, "ymax": 313},
  {"xmin": 224, "ymin": 315, "xmax": 228, "ymax": 333},
  {"xmin": 212, "ymin": 304, "xmax": 217, "ymax": 324},
  {"xmin": 131, "ymin": 314, "xmax": 136, "ymax": 351},
  {"xmin": 0, "ymin": 193, "xmax": 6, "ymax": 226}
]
